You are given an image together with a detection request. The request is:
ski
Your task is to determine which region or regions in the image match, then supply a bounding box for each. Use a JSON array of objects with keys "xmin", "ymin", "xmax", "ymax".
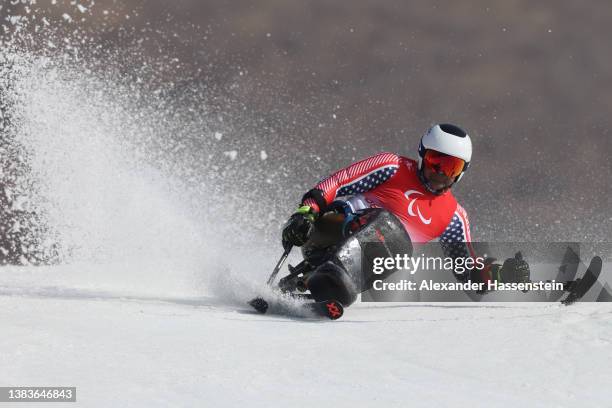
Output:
[
  {"xmin": 561, "ymin": 256, "xmax": 603, "ymax": 305},
  {"xmin": 248, "ymin": 296, "xmax": 344, "ymax": 320}
]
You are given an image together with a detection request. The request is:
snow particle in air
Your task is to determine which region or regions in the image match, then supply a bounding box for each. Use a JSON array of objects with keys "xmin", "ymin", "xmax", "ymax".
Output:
[{"xmin": 223, "ymin": 150, "xmax": 238, "ymax": 161}]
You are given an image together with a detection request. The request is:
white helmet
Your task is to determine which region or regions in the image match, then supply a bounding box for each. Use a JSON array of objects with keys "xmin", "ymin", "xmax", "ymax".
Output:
[{"xmin": 418, "ymin": 123, "xmax": 472, "ymax": 184}]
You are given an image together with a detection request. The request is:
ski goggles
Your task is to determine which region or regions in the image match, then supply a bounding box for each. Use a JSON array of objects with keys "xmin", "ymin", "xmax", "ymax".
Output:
[{"xmin": 422, "ymin": 149, "xmax": 466, "ymax": 178}]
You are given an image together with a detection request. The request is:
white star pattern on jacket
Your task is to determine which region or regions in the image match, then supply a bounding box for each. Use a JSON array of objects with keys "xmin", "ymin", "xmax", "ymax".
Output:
[
  {"xmin": 439, "ymin": 209, "xmax": 477, "ymax": 280},
  {"xmin": 440, "ymin": 213, "xmax": 470, "ymax": 257},
  {"xmin": 337, "ymin": 166, "xmax": 398, "ymax": 196}
]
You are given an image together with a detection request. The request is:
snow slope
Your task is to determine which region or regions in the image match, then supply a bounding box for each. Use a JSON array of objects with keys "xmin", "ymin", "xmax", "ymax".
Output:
[
  {"xmin": 2, "ymin": 267, "xmax": 612, "ymax": 408},
  {"xmin": 1, "ymin": 28, "xmax": 611, "ymax": 408}
]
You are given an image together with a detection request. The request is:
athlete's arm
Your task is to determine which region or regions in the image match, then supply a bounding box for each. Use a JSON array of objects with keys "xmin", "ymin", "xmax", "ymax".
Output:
[
  {"xmin": 438, "ymin": 204, "xmax": 492, "ymax": 283},
  {"xmin": 302, "ymin": 152, "xmax": 401, "ymax": 213}
]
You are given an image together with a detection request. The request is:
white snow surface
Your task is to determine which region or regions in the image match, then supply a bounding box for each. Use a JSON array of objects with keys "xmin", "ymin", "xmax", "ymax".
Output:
[
  {"xmin": 2, "ymin": 266, "xmax": 612, "ymax": 408},
  {"xmin": 1, "ymin": 46, "xmax": 610, "ymax": 407}
]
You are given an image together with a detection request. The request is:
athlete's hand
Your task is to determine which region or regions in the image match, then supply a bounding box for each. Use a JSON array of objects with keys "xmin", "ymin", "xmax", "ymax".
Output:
[
  {"xmin": 281, "ymin": 206, "xmax": 318, "ymax": 250},
  {"xmin": 499, "ymin": 252, "xmax": 531, "ymax": 286}
]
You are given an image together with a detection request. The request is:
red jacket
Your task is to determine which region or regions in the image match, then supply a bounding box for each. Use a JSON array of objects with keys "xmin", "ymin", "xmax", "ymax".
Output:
[{"xmin": 303, "ymin": 152, "xmax": 480, "ymax": 280}]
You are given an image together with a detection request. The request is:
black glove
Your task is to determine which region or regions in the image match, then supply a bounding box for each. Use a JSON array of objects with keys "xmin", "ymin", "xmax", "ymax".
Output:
[
  {"xmin": 498, "ymin": 252, "xmax": 531, "ymax": 284},
  {"xmin": 281, "ymin": 206, "xmax": 318, "ymax": 250}
]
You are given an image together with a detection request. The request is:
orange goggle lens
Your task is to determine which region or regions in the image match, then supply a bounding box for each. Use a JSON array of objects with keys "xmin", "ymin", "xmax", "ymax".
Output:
[{"xmin": 423, "ymin": 150, "xmax": 466, "ymax": 178}]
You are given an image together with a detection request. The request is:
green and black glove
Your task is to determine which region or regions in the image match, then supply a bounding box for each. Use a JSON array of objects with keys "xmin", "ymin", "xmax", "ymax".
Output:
[
  {"xmin": 281, "ymin": 205, "xmax": 319, "ymax": 250},
  {"xmin": 490, "ymin": 251, "xmax": 531, "ymax": 287}
]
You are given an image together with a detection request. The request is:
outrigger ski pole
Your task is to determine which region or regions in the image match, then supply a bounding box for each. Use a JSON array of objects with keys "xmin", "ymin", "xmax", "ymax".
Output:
[
  {"xmin": 266, "ymin": 245, "xmax": 293, "ymax": 286},
  {"xmin": 248, "ymin": 246, "xmax": 293, "ymax": 314}
]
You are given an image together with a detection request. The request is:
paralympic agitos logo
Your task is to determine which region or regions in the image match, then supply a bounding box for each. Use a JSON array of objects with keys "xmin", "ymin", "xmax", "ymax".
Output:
[{"xmin": 404, "ymin": 190, "xmax": 431, "ymax": 225}]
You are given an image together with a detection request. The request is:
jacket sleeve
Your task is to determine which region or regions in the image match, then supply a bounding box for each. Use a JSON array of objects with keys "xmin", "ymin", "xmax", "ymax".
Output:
[
  {"xmin": 438, "ymin": 204, "xmax": 491, "ymax": 283},
  {"xmin": 302, "ymin": 152, "xmax": 401, "ymax": 212}
]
